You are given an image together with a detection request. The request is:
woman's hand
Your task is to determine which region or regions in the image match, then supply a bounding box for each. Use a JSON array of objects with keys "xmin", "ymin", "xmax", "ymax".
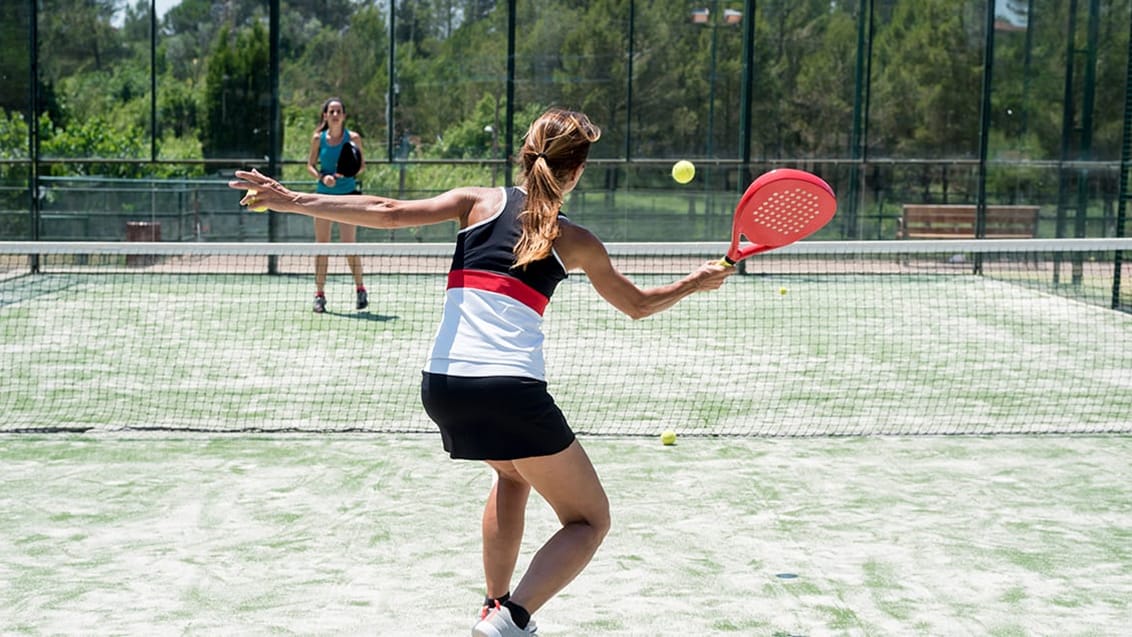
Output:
[
  {"xmin": 688, "ymin": 260, "xmax": 735, "ymax": 291},
  {"xmin": 321, "ymin": 174, "xmax": 337, "ymax": 188}
]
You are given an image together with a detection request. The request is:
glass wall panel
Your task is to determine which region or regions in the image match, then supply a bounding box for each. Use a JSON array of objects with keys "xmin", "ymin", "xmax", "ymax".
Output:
[
  {"xmin": 513, "ymin": 1, "xmax": 646, "ymax": 240},
  {"xmin": 0, "ymin": 0, "xmax": 31, "ymax": 159},
  {"xmin": 274, "ymin": 0, "xmax": 391, "ymax": 241},
  {"xmin": 747, "ymin": 1, "xmax": 858, "ymax": 161},
  {"xmin": 0, "ymin": 0, "xmax": 32, "ymax": 239},
  {"xmin": 868, "ymin": 0, "xmax": 987, "ymax": 161},
  {"xmin": 989, "ymin": 0, "xmax": 1130, "ymax": 240},
  {"xmin": 403, "ymin": 2, "xmax": 507, "ymax": 169},
  {"xmin": 377, "ymin": 0, "xmax": 498, "ymax": 242},
  {"xmin": 0, "ymin": 166, "xmax": 31, "ymax": 240},
  {"xmin": 278, "ymin": 0, "xmax": 388, "ymax": 168},
  {"xmin": 37, "ymin": 0, "xmax": 152, "ymax": 163},
  {"xmin": 188, "ymin": 0, "xmax": 271, "ymax": 164},
  {"xmin": 388, "ymin": 0, "xmax": 503, "ymax": 191},
  {"xmin": 853, "ymin": 1, "xmax": 987, "ymax": 238},
  {"xmin": 0, "ymin": 0, "xmax": 1129, "ymax": 242},
  {"xmin": 156, "ymin": 0, "xmax": 212, "ymax": 163},
  {"xmin": 630, "ymin": 0, "xmax": 744, "ymax": 161},
  {"xmin": 511, "ymin": 0, "xmax": 631, "ymax": 160}
]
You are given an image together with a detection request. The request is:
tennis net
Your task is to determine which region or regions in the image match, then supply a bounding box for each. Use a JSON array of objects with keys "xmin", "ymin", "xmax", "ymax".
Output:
[{"xmin": 2, "ymin": 239, "xmax": 1129, "ymax": 435}]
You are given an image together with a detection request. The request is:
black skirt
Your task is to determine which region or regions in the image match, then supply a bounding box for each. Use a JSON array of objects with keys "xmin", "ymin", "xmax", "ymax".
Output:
[{"xmin": 420, "ymin": 372, "xmax": 576, "ymax": 461}]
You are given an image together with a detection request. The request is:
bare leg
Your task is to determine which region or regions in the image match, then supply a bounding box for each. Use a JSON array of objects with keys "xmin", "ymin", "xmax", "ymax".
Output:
[
  {"xmin": 338, "ymin": 223, "xmax": 364, "ymax": 287},
  {"xmin": 481, "ymin": 464, "xmax": 531, "ymax": 599},
  {"xmin": 494, "ymin": 441, "xmax": 611, "ymax": 615},
  {"xmin": 313, "ymin": 218, "xmax": 332, "ymax": 294}
]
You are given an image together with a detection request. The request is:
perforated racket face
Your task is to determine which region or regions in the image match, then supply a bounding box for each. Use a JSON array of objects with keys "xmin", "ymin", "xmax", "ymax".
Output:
[{"xmin": 725, "ymin": 169, "xmax": 837, "ymax": 263}]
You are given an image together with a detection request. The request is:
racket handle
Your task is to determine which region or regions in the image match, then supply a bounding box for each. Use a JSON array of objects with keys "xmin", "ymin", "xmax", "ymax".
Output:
[{"xmin": 718, "ymin": 256, "xmax": 736, "ymax": 267}]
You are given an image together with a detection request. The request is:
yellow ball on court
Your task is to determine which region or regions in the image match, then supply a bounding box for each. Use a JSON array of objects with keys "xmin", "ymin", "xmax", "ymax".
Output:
[
  {"xmin": 246, "ymin": 189, "xmax": 268, "ymax": 213},
  {"xmin": 779, "ymin": 287, "xmax": 788, "ymax": 295},
  {"xmin": 671, "ymin": 160, "xmax": 695, "ymax": 184},
  {"xmin": 660, "ymin": 430, "xmax": 677, "ymax": 446}
]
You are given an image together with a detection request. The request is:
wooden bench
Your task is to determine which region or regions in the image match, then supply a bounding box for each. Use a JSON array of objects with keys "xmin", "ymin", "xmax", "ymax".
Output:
[{"xmin": 898, "ymin": 204, "xmax": 1039, "ymax": 239}]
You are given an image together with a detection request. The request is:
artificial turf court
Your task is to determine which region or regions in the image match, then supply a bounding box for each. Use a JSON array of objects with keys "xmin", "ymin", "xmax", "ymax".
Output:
[
  {"xmin": 2, "ymin": 240, "xmax": 1130, "ymax": 634},
  {"xmin": 2, "ymin": 435, "xmax": 1130, "ymax": 634}
]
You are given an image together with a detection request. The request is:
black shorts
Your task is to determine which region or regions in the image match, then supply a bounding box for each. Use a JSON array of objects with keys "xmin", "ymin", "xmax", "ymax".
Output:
[{"xmin": 420, "ymin": 372, "xmax": 576, "ymax": 461}]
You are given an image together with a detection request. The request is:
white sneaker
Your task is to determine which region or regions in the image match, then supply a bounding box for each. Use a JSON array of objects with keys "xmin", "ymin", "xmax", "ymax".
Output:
[{"xmin": 472, "ymin": 605, "xmax": 537, "ymax": 636}]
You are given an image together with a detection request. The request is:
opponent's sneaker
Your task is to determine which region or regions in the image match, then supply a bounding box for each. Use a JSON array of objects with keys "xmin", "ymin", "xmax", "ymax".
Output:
[
  {"xmin": 356, "ymin": 288, "xmax": 368, "ymax": 310},
  {"xmin": 313, "ymin": 295, "xmax": 327, "ymax": 313},
  {"xmin": 472, "ymin": 605, "xmax": 537, "ymax": 637}
]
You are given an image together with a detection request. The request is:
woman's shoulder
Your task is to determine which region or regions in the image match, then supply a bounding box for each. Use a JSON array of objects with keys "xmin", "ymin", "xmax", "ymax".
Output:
[
  {"xmin": 559, "ymin": 216, "xmax": 596, "ymax": 237},
  {"xmin": 347, "ymin": 130, "xmax": 362, "ymax": 142},
  {"xmin": 464, "ymin": 185, "xmax": 507, "ymax": 207},
  {"xmin": 553, "ymin": 220, "xmax": 604, "ymax": 271},
  {"xmin": 459, "ymin": 186, "xmax": 508, "ymax": 225},
  {"xmin": 556, "ymin": 218, "xmax": 601, "ymax": 251}
]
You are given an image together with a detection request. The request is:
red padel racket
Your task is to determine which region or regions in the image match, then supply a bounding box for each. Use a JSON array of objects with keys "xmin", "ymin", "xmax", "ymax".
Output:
[{"xmin": 720, "ymin": 168, "xmax": 837, "ymax": 265}]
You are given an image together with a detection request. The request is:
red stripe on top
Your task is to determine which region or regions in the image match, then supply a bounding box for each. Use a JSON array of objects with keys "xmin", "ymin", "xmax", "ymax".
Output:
[{"xmin": 447, "ymin": 269, "xmax": 550, "ymax": 315}]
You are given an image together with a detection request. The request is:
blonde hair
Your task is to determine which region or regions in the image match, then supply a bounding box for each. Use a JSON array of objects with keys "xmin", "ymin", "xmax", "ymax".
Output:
[{"xmin": 514, "ymin": 108, "xmax": 601, "ymax": 269}]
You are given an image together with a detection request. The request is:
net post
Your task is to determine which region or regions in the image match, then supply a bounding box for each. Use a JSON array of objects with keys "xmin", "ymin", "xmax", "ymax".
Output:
[
  {"xmin": 1114, "ymin": 3, "xmax": 1132, "ymax": 312},
  {"xmin": 973, "ymin": 0, "xmax": 996, "ymax": 276},
  {"xmin": 27, "ymin": 0, "xmax": 40, "ymax": 273}
]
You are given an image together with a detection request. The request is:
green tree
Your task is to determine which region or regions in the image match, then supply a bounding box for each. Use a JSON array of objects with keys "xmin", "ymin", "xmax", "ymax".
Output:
[
  {"xmin": 38, "ymin": 0, "xmax": 129, "ymax": 80},
  {"xmin": 203, "ymin": 22, "xmax": 271, "ymax": 160},
  {"xmin": 870, "ymin": 0, "xmax": 985, "ymax": 158}
]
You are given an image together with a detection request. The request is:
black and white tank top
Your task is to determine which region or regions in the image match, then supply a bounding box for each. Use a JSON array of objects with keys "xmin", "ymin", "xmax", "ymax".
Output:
[{"xmin": 424, "ymin": 187, "xmax": 568, "ymax": 380}]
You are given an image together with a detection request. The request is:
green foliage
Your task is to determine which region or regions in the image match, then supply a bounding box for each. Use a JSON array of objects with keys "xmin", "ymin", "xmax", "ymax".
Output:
[
  {"xmin": 0, "ymin": 111, "xmax": 29, "ymax": 160},
  {"xmin": 38, "ymin": 113, "xmax": 147, "ymax": 178},
  {"xmin": 58, "ymin": 67, "xmax": 152, "ymax": 141},
  {"xmin": 0, "ymin": 1, "xmax": 30, "ymax": 115},
  {"xmin": 154, "ymin": 135, "xmax": 206, "ymax": 178},
  {"xmin": 428, "ymin": 94, "xmax": 503, "ymax": 159},
  {"xmin": 158, "ymin": 80, "xmax": 203, "ymax": 140},
  {"xmin": 0, "ymin": 110, "xmax": 31, "ymax": 238},
  {"xmin": 37, "ymin": 0, "xmax": 130, "ymax": 82},
  {"xmin": 985, "ymin": 130, "xmax": 1051, "ymax": 204}
]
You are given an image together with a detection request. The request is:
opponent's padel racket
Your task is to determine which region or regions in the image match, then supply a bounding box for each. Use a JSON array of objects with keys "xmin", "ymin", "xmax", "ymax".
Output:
[
  {"xmin": 335, "ymin": 141, "xmax": 363, "ymax": 178},
  {"xmin": 720, "ymin": 168, "xmax": 837, "ymax": 265}
]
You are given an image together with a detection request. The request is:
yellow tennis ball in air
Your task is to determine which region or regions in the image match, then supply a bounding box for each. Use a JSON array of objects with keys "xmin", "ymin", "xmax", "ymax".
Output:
[
  {"xmin": 660, "ymin": 430, "xmax": 677, "ymax": 446},
  {"xmin": 671, "ymin": 160, "xmax": 695, "ymax": 184},
  {"xmin": 779, "ymin": 286, "xmax": 788, "ymax": 295},
  {"xmin": 246, "ymin": 189, "xmax": 268, "ymax": 213}
]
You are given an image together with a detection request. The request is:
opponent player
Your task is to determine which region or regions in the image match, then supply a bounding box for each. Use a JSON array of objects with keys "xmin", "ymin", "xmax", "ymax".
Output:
[{"xmin": 307, "ymin": 97, "xmax": 368, "ymax": 312}]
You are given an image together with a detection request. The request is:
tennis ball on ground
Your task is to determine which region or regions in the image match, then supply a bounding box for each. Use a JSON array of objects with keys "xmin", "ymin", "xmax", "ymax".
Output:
[
  {"xmin": 671, "ymin": 160, "xmax": 695, "ymax": 184},
  {"xmin": 246, "ymin": 189, "xmax": 268, "ymax": 213},
  {"xmin": 660, "ymin": 430, "xmax": 677, "ymax": 446}
]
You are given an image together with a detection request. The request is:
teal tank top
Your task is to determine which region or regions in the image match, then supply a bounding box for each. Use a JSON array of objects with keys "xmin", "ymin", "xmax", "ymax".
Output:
[{"xmin": 316, "ymin": 129, "xmax": 358, "ymax": 195}]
